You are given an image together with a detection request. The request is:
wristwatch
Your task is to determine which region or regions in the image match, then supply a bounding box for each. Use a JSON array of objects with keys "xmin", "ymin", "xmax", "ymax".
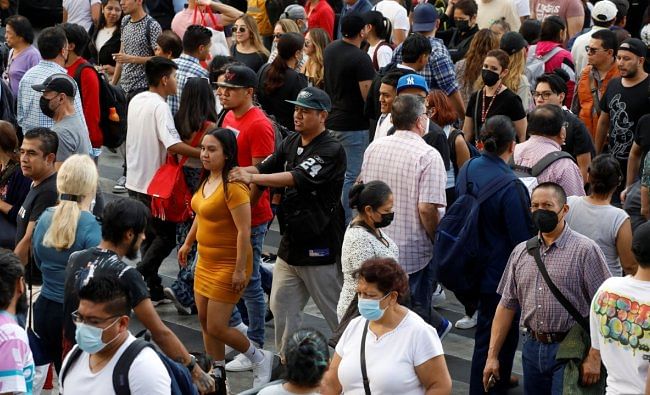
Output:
[{"xmin": 185, "ymin": 354, "xmax": 197, "ymax": 372}]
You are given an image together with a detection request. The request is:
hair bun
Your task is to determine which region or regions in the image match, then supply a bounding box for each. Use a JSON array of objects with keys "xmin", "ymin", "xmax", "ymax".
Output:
[{"xmin": 348, "ymin": 183, "xmax": 366, "ymax": 209}]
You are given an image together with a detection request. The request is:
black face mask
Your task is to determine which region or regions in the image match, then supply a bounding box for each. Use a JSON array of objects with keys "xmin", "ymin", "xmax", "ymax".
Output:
[
  {"xmin": 532, "ymin": 209, "xmax": 561, "ymax": 234},
  {"xmin": 481, "ymin": 69, "xmax": 500, "ymax": 87},
  {"xmin": 374, "ymin": 212, "xmax": 394, "ymax": 228},
  {"xmin": 456, "ymin": 20, "xmax": 471, "ymax": 32},
  {"xmin": 39, "ymin": 96, "xmax": 56, "ymax": 119}
]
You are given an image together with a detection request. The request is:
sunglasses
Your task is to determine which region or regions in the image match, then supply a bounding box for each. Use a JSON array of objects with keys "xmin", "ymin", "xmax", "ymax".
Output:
[
  {"xmin": 233, "ymin": 25, "xmax": 247, "ymax": 33},
  {"xmin": 585, "ymin": 46, "xmax": 606, "ymax": 55},
  {"xmin": 273, "ymin": 33, "xmax": 284, "ymax": 39}
]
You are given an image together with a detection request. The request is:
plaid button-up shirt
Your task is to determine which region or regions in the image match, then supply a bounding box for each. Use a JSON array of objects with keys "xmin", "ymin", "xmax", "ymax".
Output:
[
  {"xmin": 168, "ymin": 54, "xmax": 208, "ymax": 115},
  {"xmin": 392, "ymin": 36, "xmax": 459, "ymax": 96},
  {"xmin": 498, "ymin": 224, "xmax": 611, "ymax": 333},
  {"xmin": 359, "ymin": 130, "xmax": 447, "ymax": 274},
  {"xmin": 17, "ymin": 61, "xmax": 88, "ymax": 135},
  {"xmin": 514, "ymin": 135, "xmax": 586, "ymax": 196}
]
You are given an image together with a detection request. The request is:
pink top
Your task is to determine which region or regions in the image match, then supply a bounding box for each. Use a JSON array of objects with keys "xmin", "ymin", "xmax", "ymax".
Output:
[
  {"xmin": 514, "ymin": 135, "xmax": 586, "ymax": 196},
  {"xmin": 0, "ymin": 311, "xmax": 34, "ymax": 394},
  {"xmin": 171, "ymin": 7, "xmax": 222, "ymax": 39}
]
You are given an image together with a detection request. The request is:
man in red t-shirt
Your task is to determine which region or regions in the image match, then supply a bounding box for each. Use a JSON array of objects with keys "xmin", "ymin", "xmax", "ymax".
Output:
[
  {"xmin": 62, "ymin": 23, "xmax": 102, "ymax": 155},
  {"xmin": 217, "ymin": 65, "xmax": 275, "ymax": 371},
  {"xmin": 305, "ymin": 0, "xmax": 335, "ymax": 40}
]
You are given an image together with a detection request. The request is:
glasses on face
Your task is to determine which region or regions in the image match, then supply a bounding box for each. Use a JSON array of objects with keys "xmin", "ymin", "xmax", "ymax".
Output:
[
  {"xmin": 585, "ymin": 46, "xmax": 605, "ymax": 55},
  {"xmin": 233, "ymin": 25, "xmax": 247, "ymax": 33},
  {"xmin": 532, "ymin": 91, "xmax": 555, "ymax": 100},
  {"xmin": 71, "ymin": 310, "xmax": 120, "ymax": 327},
  {"xmin": 273, "ymin": 33, "xmax": 284, "ymax": 39}
]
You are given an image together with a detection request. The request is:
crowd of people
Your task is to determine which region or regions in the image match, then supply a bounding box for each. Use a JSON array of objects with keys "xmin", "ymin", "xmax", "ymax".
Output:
[{"xmin": 2, "ymin": 0, "xmax": 650, "ymax": 393}]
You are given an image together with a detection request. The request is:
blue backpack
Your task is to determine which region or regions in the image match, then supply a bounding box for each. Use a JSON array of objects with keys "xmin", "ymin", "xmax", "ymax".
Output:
[
  {"xmin": 433, "ymin": 159, "xmax": 516, "ymax": 293},
  {"xmin": 60, "ymin": 335, "xmax": 198, "ymax": 395}
]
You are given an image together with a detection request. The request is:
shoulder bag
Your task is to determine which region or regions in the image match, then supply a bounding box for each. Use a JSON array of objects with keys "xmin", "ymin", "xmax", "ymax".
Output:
[{"xmin": 361, "ymin": 320, "xmax": 371, "ymax": 395}]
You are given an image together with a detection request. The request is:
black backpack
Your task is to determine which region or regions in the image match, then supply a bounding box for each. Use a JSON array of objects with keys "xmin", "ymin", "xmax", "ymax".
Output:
[{"xmin": 73, "ymin": 62, "xmax": 128, "ymax": 148}]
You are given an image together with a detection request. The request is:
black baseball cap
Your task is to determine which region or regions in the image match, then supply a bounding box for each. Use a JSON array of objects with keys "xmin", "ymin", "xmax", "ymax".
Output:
[
  {"xmin": 216, "ymin": 65, "xmax": 257, "ymax": 88},
  {"xmin": 500, "ymin": 32, "xmax": 528, "ymax": 55},
  {"xmin": 32, "ymin": 73, "xmax": 76, "ymax": 96},
  {"xmin": 341, "ymin": 13, "xmax": 366, "ymax": 38},
  {"xmin": 619, "ymin": 38, "xmax": 647, "ymax": 58},
  {"xmin": 285, "ymin": 87, "xmax": 332, "ymax": 111},
  {"xmin": 633, "ymin": 221, "xmax": 650, "ymax": 264}
]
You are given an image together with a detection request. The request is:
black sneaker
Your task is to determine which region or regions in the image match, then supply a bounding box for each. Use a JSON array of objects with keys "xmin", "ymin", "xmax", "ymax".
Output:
[
  {"xmin": 208, "ymin": 366, "xmax": 228, "ymax": 395},
  {"xmin": 149, "ymin": 287, "xmax": 172, "ymax": 306}
]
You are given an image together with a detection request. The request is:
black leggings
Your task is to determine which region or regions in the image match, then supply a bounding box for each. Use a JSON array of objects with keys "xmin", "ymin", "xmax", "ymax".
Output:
[{"xmin": 33, "ymin": 296, "xmax": 64, "ymax": 373}]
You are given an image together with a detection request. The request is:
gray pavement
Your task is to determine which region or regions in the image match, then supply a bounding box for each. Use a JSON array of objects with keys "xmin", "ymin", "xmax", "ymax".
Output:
[{"xmin": 92, "ymin": 148, "xmax": 525, "ymax": 394}]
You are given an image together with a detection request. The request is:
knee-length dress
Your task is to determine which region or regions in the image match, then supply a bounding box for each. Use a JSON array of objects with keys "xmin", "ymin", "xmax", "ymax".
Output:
[{"xmin": 192, "ymin": 180, "xmax": 253, "ymax": 303}]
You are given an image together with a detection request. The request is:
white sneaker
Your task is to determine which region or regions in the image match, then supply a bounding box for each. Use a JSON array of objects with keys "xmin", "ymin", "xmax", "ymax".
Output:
[
  {"xmin": 225, "ymin": 323, "xmax": 250, "ymax": 359},
  {"xmin": 431, "ymin": 284, "xmax": 446, "ymax": 307},
  {"xmin": 455, "ymin": 312, "xmax": 478, "ymax": 329},
  {"xmin": 225, "ymin": 352, "xmax": 253, "ymax": 372},
  {"xmin": 252, "ymin": 350, "xmax": 274, "ymax": 387}
]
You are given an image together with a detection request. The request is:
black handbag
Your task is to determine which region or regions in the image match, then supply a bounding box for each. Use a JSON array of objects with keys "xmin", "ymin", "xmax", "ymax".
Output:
[{"xmin": 328, "ymin": 294, "xmax": 360, "ymax": 348}]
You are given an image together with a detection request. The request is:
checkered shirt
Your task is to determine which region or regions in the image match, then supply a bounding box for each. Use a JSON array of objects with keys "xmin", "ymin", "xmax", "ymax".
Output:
[
  {"xmin": 392, "ymin": 36, "xmax": 459, "ymax": 96},
  {"xmin": 359, "ymin": 130, "xmax": 447, "ymax": 274},
  {"xmin": 17, "ymin": 61, "xmax": 88, "ymax": 134},
  {"xmin": 513, "ymin": 135, "xmax": 586, "ymax": 196},
  {"xmin": 168, "ymin": 54, "xmax": 209, "ymax": 115},
  {"xmin": 498, "ymin": 225, "xmax": 611, "ymax": 333}
]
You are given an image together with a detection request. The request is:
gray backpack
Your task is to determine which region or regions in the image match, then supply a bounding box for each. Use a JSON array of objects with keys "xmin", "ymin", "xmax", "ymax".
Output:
[{"xmin": 526, "ymin": 45, "xmax": 563, "ymax": 88}]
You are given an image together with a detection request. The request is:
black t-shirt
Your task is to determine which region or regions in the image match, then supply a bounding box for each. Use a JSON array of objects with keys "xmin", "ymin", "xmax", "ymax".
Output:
[
  {"xmin": 256, "ymin": 64, "xmax": 308, "ymax": 131},
  {"xmin": 15, "ymin": 172, "xmax": 57, "ymax": 244},
  {"xmin": 256, "ymin": 130, "xmax": 346, "ymax": 266},
  {"xmin": 600, "ymin": 76, "xmax": 650, "ymax": 161},
  {"xmin": 231, "ymin": 46, "xmax": 268, "ymax": 73},
  {"xmin": 563, "ymin": 110, "xmax": 595, "ymax": 159},
  {"xmin": 63, "ymin": 247, "xmax": 150, "ymax": 343},
  {"xmin": 324, "ymin": 40, "xmax": 376, "ymax": 130},
  {"xmin": 466, "ymin": 88, "xmax": 526, "ymax": 140}
]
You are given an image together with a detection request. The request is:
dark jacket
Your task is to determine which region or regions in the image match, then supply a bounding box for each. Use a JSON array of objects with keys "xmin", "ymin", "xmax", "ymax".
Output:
[
  {"xmin": 438, "ymin": 24, "xmax": 479, "ymax": 63},
  {"xmin": 86, "ymin": 24, "xmax": 122, "ymax": 67}
]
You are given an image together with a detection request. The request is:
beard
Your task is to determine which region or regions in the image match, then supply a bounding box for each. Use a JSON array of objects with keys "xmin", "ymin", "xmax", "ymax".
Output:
[
  {"xmin": 15, "ymin": 291, "xmax": 28, "ymax": 317},
  {"xmin": 125, "ymin": 235, "xmax": 140, "ymax": 260}
]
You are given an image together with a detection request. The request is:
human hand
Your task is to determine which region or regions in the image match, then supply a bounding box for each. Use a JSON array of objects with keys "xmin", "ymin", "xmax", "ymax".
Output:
[
  {"xmin": 229, "ymin": 167, "xmax": 253, "ymax": 184},
  {"xmin": 642, "ymin": 206, "xmax": 650, "ymax": 220},
  {"xmin": 580, "ymin": 352, "xmax": 601, "ymax": 386},
  {"xmin": 620, "ymin": 187, "xmax": 628, "ymax": 204},
  {"xmin": 112, "ymin": 52, "xmax": 135, "ymax": 64},
  {"xmin": 483, "ymin": 357, "xmax": 500, "ymax": 392},
  {"xmin": 178, "ymin": 244, "xmax": 190, "ymax": 268},
  {"xmin": 191, "ymin": 364, "xmax": 215, "ymax": 394},
  {"xmin": 232, "ymin": 269, "xmax": 247, "ymax": 292}
]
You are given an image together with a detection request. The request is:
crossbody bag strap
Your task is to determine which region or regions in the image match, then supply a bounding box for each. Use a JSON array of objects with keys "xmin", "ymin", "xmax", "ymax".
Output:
[
  {"xmin": 588, "ymin": 69, "xmax": 601, "ymax": 116},
  {"xmin": 178, "ymin": 123, "xmax": 210, "ymax": 167},
  {"xmin": 525, "ymin": 237, "xmax": 589, "ymax": 332},
  {"xmin": 360, "ymin": 320, "xmax": 371, "ymax": 395}
]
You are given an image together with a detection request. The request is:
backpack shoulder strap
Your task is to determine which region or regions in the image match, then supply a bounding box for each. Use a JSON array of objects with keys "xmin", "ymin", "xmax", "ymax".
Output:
[
  {"xmin": 59, "ymin": 345, "xmax": 84, "ymax": 386},
  {"xmin": 73, "ymin": 62, "xmax": 97, "ymax": 102},
  {"xmin": 540, "ymin": 46, "xmax": 563, "ymax": 63},
  {"xmin": 526, "ymin": 44, "xmax": 537, "ymax": 62},
  {"xmin": 476, "ymin": 172, "xmax": 517, "ymax": 204},
  {"xmin": 113, "ymin": 339, "xmax": 151, "ymax": 395},
  {"xmin": 531, "ymin": 151, "xmax": 575, "ymax": 177}
]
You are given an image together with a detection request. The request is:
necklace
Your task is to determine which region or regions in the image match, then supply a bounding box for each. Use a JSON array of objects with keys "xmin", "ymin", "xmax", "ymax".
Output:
[{"xmin": 481, "ymin": 83, "xmax": 502, "ymax": 123}]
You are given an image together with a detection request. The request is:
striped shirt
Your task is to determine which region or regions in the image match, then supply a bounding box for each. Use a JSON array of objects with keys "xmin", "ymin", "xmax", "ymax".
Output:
[
  {"xmin": 17, "ymin": 60, "xmax": 88, "ymax": 135},
  {"xmin": 391, "ymin": 36, "xmax": 459, "ymax": 96},
  {"xmin": 168, "ymin": 54, "xmax": 208, "ymax": 115},
  {"xmin": 513, "ymin": 135, "xmax": 586, "ymax": 196},
  {"xmin": 359, "ymin": 130, "xmax": 447, "ymax": 274},
  {"xmin": 498, "ymin": 224, "xmax": 611, "ymax": 333}
]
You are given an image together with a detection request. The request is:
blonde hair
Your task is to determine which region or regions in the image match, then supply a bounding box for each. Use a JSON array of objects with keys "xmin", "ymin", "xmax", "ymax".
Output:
[
  {"xmin": 501, "ymin": 49, "xmax": 526, "ymax": 93},
  {"xmin": 276, "ymin": 18, "xmax": 300, "ymax": 34},
  {"xmin": 302, "ymin": 28, "xmax": 330, "ymax": 88},
  {"xmin": 43, "ymin": 155, "xmax": 98, "ymax": 250},
  {"xmin": 461, "ymin": 29, "xmax": 499, "ymax": 91},
  {"xmin": 238, "ymin": 14, "xmax": 270, "ymax": 57}
]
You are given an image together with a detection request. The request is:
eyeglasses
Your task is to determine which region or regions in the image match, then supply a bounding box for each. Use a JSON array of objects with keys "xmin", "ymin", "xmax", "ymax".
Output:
[
  {"xmin": 273, "ymin": 33, "xmax": 284, "ymax": 39},
  {"xmin": 233, "ymin": 25, "xmax": 247, "ymax": 33},
  {"xmin": 532, "ymin": 91, "xmax": 555, "ymax": 100},
  {"xmin": 71, "ymin": 310, "xmax": 120, "ymax": 326},
  {"xmin": 585, "ymin": 46, "xmax": 606, "ymax": 54}
]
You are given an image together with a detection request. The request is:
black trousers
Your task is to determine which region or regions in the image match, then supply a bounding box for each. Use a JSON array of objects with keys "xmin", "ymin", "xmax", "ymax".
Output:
[{"xmin": 33, "ymin": 296, "xmax": 64, "ymax": 373}]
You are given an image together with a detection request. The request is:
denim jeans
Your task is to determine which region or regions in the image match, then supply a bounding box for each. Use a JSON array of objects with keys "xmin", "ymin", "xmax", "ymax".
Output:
[
  {"xmin": 229, "ymin": 222, "xmax": 268, "ymax": 347},
  {"xmin": 329, "ymin": 130, "xmax": 369, "ymax": 225},
  {"xmin": 521, "ymin": 332, "xmax": 566, "ymax": 395},
  {"xmin": 407, "ymin": 259, "xmax": 445, "ymax": 330}
]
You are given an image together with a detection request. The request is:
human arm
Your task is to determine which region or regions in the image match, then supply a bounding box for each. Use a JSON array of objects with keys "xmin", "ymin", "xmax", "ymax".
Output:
[
  {"xmin": 626, "ymin": 142, "xmax": 642, "ymax": 190},
  {"xmin": 111, "ymin": 42, "xmax": 125, "ymax": 85},
  {"xmin": 616, "ymin": 218, "xmax": 638, "ymax": 275},
  {"xmin": 178, "ymin": 216, "xmax": 198, "ymax": 267},
  {"xmin": 513, "ymin": 117, "xmax": 527, "ymax": 143},
  {"xmin": 14, "ymin": 221, "xmax": 36, "ymax": 264},
  {"xmin": 580, "ymin": 347, "xmax": 602, "ymax": 386},
  {"xmin": 207, "ymin": 1, "xmax": 244, "ymax": 25},
  {"xmin": 80, "ymin": 67, "xmax": 103, "ymax": 148},
  {"xmin": 249, "ymin": 157, "xmax": 266, "ymax": 206},
  {"xmin": 231, "ymin": 169, "xmax": 296, "ymax": 188},
  {"xmin": 576, "ymin": 152, "xmax": 591, "ymax": 185},
  {"xmin": 393, "ymin": 29, "xmax": 407, "ymax": 46},
  {"xmin": 448, "ymin": 90, "xmax": 465, "ymax": 121},
  {"xmin": 0, "ymin": 200, "xmax": 11, "ymax": 215},
  {"xmin": 359, "ymin": 80, "xmax": 372, "ymax": 102},
  {"xmin": 418, "ymin": 203, "xmax": 441, "ymax": 241},
  {"xmin": 320, "ymin": 352, "xmax": 343, "ymax": 395},
  {"xmin": 595, "ymin": 111, "xmax": 609, "ymax": 154},
  {"xmin": 482, "ymin": 304, "xmax": 517, "ymax": 390},
  {"xmin": 415, "ymin": 356, "xmax": 452, "ymax": 395},
  {"xmin": 229, "ymin": 193, "xmax": 252, "ymax": 292},
  {"xmin": 133, "ymin": 299, "xmax": 215, "ymax": 393},
  {"xmin": 454, "ymin": 133, "xmax": 471, "ymax": 170},
  {"xmin": 112, "ymin": 52, "xmax": 154, "ymax": 65},
  {"xmin": 91, "ymin": 1, "xmax": 101, "ymax": 26},
  {"xmin": 462, "ymin": 116, "xmax": 474, "ymax": 143}
]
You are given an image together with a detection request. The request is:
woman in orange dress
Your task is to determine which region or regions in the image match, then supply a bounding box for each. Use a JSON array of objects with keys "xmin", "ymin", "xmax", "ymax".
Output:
[{"xmin": 178, "ymin": 128, "xmax": 273, "ymax": 389}]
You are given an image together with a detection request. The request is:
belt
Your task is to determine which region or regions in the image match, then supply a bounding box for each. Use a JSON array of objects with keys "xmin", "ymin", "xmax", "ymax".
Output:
[{"xmin": 526, "ymin": 328, "xmax": 568, "ymax": 344}]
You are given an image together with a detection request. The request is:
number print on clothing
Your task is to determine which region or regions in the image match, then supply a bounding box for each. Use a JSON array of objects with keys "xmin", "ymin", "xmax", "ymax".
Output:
[{"xmin": 299, "ymin": 156, "xmax": 324, "ymax": 177}]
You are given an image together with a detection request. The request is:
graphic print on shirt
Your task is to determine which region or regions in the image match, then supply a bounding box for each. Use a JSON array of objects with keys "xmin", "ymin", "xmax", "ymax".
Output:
[
  {"xmin": 608, "ymin": 94, "xmax": 635, "ymax": 160},
  {"xmin": 535, "ymin": 3, "xmax": 560, "ymax": 20},
  {"xmin": 593, "ymin": 291, "xmax": 650, "ymax": 352}
]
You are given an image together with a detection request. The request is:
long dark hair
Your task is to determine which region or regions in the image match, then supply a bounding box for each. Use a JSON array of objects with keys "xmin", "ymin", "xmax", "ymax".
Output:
[
  {"xmin": 97, "ymin": 0, "xmax": 123, "ymax": 31},
  {"xmin": 201, "ymin": 128, "xmax": 239, "ymax": 197},
  {"xmin": 174, "ymin": 78, "xmax": 218, "ymax": 140},
  {"xmin": 364, "ymin": 11, "xmax": 392, "ymax": 42},
  {"xmin": 263, "ymin": 32, "xmax": 304, "ymax": 95}
]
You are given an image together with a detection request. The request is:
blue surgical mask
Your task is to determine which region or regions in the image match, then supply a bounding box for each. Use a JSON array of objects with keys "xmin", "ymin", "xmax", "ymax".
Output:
[
  {"xmin": 358, "ymin": 293, "xmax": 390, "ymax": 321},
  {"xmin": 75, "ymin": 318, "xmax": 121, "ymax": 354}
]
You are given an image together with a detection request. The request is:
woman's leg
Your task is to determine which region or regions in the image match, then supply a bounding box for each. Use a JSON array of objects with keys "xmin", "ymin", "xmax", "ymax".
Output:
[
  {"xmin": 196, "ymin": 293, "xmax": 226, "ymax": 361},
  {"xmin": 205, "ymin": 299, "xmax": 252, "ymax": 360}
]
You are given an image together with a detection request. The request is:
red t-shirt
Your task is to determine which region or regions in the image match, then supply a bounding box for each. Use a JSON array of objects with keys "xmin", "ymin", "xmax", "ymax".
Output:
[
  {"xmin": 305, "ymin": 0, "xmax": 335, "ymax": 40},
  {"xmin": 223, "ymin": 106, "xmax": 275, "ymax": 226},
  {"xmin": 67, "ymin": 58, "xmax": 102, "ymax": 148}
]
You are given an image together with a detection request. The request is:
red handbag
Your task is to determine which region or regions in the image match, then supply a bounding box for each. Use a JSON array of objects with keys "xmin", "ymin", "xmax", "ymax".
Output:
[{"xmin": 147, "ymin": 129, "xmax": 205, "ymax": 222}]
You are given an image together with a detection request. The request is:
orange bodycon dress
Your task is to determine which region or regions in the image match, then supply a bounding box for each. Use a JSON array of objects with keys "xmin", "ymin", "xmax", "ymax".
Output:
[{"xmin": 192, "ymin": 180, "xmax": 253, "ymax": 304}]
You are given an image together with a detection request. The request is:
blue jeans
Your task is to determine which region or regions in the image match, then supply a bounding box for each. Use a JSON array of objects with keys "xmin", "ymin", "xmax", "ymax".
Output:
[
  {"xmin": 330, "ymin": 130, "xmax": 369, "ymax": 225},
  {"xmin": 229, "ymin": 222, "xmax": 268, "ymax": 347},
  {"xmin": 521, "ymin": 332, "xmax": 566, "ymax": 395},
  {"xmin": 408, "ymin": 259, "xmax": 445, "ymax": 329}
]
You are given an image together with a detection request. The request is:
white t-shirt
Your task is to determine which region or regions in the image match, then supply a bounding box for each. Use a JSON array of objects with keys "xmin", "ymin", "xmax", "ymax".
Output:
[
  {"xmin": 367, "ymin": 43, "xmax": 394, "ymax": 69},
  {"xmin": 336, "ymin": 311, "xmax": 444, "ymax": 395},
  {"xmin": 60, "ymin": 334, "xmax": 171, "ymax": 395},
  {"xmin": 125, "ymin": 91, "xmax": 182, "ymax": 194},
  {"xmin": 95, "ymin": 26, "xmax": 117, "ymax": 54},
  {"xmin": 373, "ymin": 0, "xmax": 410, "ymax": 39},
  {"xmin": 514, "ymin": 0, "xmax": 531, "ymax": 17},
  {"xmin": 63, "ymin": 0, "xmax": 102, "ymax": 32},
  {"xmin": 590, "ymin": 276, "xmax": 650, "ymax": 395}
]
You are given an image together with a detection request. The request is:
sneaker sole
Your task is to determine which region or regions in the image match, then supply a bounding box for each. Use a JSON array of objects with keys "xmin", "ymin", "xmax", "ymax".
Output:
[
  {"xmin": 163, "ymin": 288, "xmax": 192, "ymax": 315},
  {"xmin": 225, "ymin": 360, "xmax": 253, "ymax": 372},
  {"xmin": 151, "ymin": 298, "xmax": 172, "ymax": 307},
  {"xmin": 455, "ymin": 321, "xmax": 477, "ymax": 329}
]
